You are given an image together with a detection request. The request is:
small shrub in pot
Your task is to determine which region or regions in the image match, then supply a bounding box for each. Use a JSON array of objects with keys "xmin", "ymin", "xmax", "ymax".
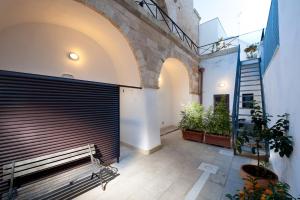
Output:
[
  {"xmin": 237, "ymin": 103, "xmax": 293, "ymax": 189},
  {"xmin": 179, "ymin": 103, "xmax": 205, "ymax": 142},
  {"xmin": 204, "ymin": 98, "xmax": 231, "ymax": 148}
]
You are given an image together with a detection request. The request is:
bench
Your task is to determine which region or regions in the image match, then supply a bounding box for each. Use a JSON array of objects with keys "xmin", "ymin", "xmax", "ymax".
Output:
[{"xmin": 3, "ymin": 144, "xmax": 109, "ymax": 199}]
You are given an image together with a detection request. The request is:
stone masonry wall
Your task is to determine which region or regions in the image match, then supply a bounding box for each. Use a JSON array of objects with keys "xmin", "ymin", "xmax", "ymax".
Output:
[
  {"xmin": 76, "ymin": 0, "xmax": 200, "ymax": 94},
  {"xmin": 165, "ymin": 0, "xmax": 200, "ymax": 43}
]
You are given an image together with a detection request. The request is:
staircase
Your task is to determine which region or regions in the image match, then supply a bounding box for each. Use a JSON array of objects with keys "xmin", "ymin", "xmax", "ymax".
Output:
[{"xmin": 232, "ymin": 46, "xmax": 269, "ymax": 160}]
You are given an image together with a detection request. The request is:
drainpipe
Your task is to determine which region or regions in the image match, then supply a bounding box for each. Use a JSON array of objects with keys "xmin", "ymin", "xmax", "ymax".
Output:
[{"xmin": 198, "ymin": 67, "xmax": 205, "ymax": 104}]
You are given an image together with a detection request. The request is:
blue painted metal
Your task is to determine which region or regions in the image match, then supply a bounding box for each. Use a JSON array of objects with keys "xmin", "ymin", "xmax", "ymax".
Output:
[
  {"xmin": 258, "ymin": 58, "xmax": 270, "ymax": 159},
  {"xmin": 262, "ymin": 0, "xmax": 279, "ymax": 74},
  {"xmin": 231, "ymin": 45, "xmax": 241, "ymax": 154}
]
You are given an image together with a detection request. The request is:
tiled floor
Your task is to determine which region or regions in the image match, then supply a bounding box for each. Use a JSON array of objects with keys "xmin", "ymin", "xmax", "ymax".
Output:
[{"xmin": 75, "ymin": 130, "xmax": 254, "ymax": 200}]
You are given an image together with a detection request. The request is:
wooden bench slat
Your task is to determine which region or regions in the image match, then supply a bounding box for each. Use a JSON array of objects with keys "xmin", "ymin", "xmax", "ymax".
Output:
[
  {"xmin": 2, "ymin": 151, "xmax": 94, "ymax": 180},
  {"xmin": 2, "ymin": 144, "xmax": 96, "ymax": 181},
  {"xmin": 3, "ymin": 149, "xmax": 95, "ymax": 176},
  {"xmin": 3, "ymin": 145, "xmax": 95, "ymax": 169}
]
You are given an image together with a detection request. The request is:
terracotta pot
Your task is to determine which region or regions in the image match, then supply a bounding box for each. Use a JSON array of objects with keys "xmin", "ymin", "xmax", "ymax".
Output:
[
  {"xmin": 240, "ymin": 164, "xmax": 278, "ymax": 189},
  {"xmin": 182, "ymin": 130, "xmax": 204, "ymax": 143},
  {"xmin": 204, "ymin": 133, "xmax": 231, "ymax": 148}
]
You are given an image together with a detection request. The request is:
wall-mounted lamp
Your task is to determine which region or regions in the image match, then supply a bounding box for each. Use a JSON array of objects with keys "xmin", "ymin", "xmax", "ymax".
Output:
[
  {"xmin": 68, "ymin": 52, "xmax": 79, "ymax": 61},
  {"xmin": 218, "ymin": 82, "xmax": 226, "ymax": 87}
]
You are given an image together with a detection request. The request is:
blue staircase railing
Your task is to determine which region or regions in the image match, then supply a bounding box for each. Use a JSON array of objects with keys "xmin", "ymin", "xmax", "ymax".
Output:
[{"xmin": 232, "ymin": 45, "xmax": 241, "ymax": 154}]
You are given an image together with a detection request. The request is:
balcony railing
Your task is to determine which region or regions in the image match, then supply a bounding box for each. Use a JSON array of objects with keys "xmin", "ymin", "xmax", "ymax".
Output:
[
  {"xmin": 134, "ymin": 0, "xmax": 199, "ymax": 54},
  {"xmin": 199, "ymin": 30, "xmax": 264, "ymax": 61},
  {"xmin": 199, "ymin": 36, "xmax": 239, "ymax": 55}
]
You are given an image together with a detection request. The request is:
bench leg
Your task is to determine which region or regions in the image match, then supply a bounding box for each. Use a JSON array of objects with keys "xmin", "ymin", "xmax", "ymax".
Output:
[
  {"xmin": 8, "ymin": 161, "xmax": 15, "ymax": 200},
  {"xmin": 91, "ymin": 171, "xmax": 105, "ymax": 191}
]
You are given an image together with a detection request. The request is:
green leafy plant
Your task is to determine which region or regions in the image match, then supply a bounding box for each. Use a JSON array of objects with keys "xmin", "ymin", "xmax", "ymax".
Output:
[
  {"xmin": 204, "ymin": 97, "xmax": 231, "ymax": 136},
  {"xmin": 214, "ymin": 97, "xmax": 231, "ymax": 136},
  {"xmin": 204, "ymin": 106, "xmax": 217, "ymax": 133},
  {"xmin": 236, "ymin": 103, "xmax": 293, "ymax": 167},
  {"xmin": 179, "ymin": 103, "xmax": 205, "ymax": 132},
  {"xmin": 226, "ymin": 176, "xmax": 297, "ymax": 200},
  {"xmin": 244, "ymin": 43, "xmax": 258, "ymax": 58},
  {"xmin": 211, "ymin": 37, "xmax": 225, "ymax": 53}
]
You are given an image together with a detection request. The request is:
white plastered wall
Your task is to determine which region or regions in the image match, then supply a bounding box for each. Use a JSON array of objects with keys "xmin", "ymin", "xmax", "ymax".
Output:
[
  {"xmin": 158, "ymin": 58, "xmax": 193, "ymax": 129},
  {"xmin": 263, "ymin": 0, "xmax": 300, "ymax": 195},
  {"xmin": 200, "ymin": 51, "xmax": 238, "ymax": 114}
]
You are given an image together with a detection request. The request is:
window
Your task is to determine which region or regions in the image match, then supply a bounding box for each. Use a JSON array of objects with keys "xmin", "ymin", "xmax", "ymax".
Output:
[
  {"xmin": 242, "ymin": 93, "xmax": 254, "ymax": 109},
  {"xmin": 214, "ymin": 94, "xmax": 229, "ymax": 111}
]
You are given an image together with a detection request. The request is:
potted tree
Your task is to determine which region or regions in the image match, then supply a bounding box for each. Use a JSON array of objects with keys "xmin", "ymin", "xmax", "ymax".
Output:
[
  {"xmin": 204, "ymin": 99, "xmax": 232, "ymax": 148},
  {"xmin": 179, "ymin": 103, "xmax": 205, "ymax": 143},
  {"xmin": 244, "ymin": 43, "xmax": 258, "ymax": 59},
  {"xmin": 237, "ymin": 103, "xmax": 293, "ymax": 189}
]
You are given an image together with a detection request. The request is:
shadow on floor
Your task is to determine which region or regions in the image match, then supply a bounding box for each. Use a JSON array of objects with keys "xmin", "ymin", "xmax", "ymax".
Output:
[{"xmin": 34, "ymin": 167, "xmax": 120, "ymax": 200}]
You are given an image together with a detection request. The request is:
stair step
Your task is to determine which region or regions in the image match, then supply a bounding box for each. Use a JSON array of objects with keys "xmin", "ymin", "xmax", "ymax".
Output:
[
  {"xmin": 238, "ymin": 114, "xmax": 252, "ymax": 116},
  {"xmin": 240, "ymin": 84, "xmax": 261, "ymax": 87},
  {"xmin": 237, "ymin": 152, "xmax": 268, "ymax": 161},
  {"xmin": 241, "ymin": 59, "xmax": 260, "ymax": 66},
  {"xmin": 239, "ymin": 100, "xmax": 261, "ymax": 103},
  {"xmin": 239, "ymin": 94, "xmax": 261, "ymax": 96},
  {"xmin": 240, "ymin": 89, "xmax": 261, "ymax": 92},
  {"xmin": 241, "ymin": 74, "xmax": 260, "ymax": 78},
  {"xmin": 241, "ymin": 66, "xmax": 259, "ymax": 70},
  {"xmin": 241, "ymin": 70, "xmax": 260, "ymax": 74},
  {"xmin": 240, "ymin": 79, "xmax": 260, "ymax": 82}
]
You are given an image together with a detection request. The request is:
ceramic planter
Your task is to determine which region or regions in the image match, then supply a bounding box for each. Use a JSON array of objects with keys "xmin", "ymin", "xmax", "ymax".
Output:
[
  {"xmin": 240, "ymin": 164, "xmax": 278, "ymax": 189},
  {"xmin": 204, "ymin": 133, "xmax": 231, "ymax": 148},
  {"xmin": 182, "ymin": 130, "xmax": 204, "ymax": 143}
]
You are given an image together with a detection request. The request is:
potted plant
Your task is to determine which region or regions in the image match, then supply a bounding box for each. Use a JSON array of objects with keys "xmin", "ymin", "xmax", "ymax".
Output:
[
  {"xmin": 211, "ymin": 37, "xmax": 225, "ymax": 53},
  {"xmin": 237, "ymin": 103, "xmax": 293, "ymax": 189},
  {"xmin": 226, "ymin": 177, "xmax": 297, "ymax": 200},
  {"xmin": 244, "ymin": 43, "xmax": 258, "ymax": 59},
  {"xmin": 204, "ymin": 98, "xmax": 232, "ymax": 148},
  {"xmin": 179, "ymin": 103, "xmax": 205, "ymax": 143}
]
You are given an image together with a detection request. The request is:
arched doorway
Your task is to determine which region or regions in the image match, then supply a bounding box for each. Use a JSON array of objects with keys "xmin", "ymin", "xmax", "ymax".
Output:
[
  {"xmin": 0, "ymin": 0, "xmax": 163, "ymax": 153},
  {"xmin": 158, "ymin": 58, "xmax": 191, "ymax": 132}
]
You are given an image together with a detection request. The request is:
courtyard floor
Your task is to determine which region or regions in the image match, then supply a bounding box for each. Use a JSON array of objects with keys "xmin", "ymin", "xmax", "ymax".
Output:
[{"xmin": 75, "ymin": 130, "xmax": 255, "ymax": 200}]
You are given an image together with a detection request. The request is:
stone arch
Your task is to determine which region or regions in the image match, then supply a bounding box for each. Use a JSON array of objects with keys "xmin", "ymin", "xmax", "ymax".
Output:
[
  {"xmin": 156, "ymin": 47, "xmax": 199, "ymax": 94},
  {"xmin": 158, "ymin": 57, "xmax": 191, "ymax": 128},
  {"xmin": 76, "ymin": 0, "xmax": 199, "ymax": 91}
]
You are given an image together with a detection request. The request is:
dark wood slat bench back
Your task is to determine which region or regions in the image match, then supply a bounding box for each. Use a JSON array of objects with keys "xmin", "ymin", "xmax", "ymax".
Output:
[{"xmin": 2, "ymin": 144, "xmax": 96, "ymax": 181}]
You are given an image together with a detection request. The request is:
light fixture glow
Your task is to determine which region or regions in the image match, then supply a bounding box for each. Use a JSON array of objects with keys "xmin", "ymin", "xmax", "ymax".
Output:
[
  {"xmin": 219, "ymin": 82, "xmax": 226, "ymax": 87},
  {"xmin": 158, "ymin": 77, "xmax": 163, "ymax": 86},
  {"xmin": 68, "ymin": 52, "xmax": 79, "ymax": 61}
]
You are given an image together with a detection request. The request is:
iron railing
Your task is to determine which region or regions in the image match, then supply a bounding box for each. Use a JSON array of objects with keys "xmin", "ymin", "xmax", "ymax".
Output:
[
  {"xmin": 199, "ymin": 30, "xmax": 264, "ymax": 58},
  {"xmin": 134, "ymin": 0, "xmax": 199, "ymax": 54},
  {"xmin": 199, "ymin": 36, "xmax": 239, "ymax": 55},
  {"xmin": 231, "ymin": 45, "xmax": 241, "ymax": 154}
]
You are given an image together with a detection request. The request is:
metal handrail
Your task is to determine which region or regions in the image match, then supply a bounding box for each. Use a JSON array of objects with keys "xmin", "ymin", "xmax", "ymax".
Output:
[
  {"xmin": 134, "ymin": 0, "xmax": 199, "ymax": 54},
  {"xmin": 232, "ymin": 45, "xmax": 241, "ymax": 154},
  {"xmin": 199, "ymin": 36, "xmax": 239, "ymax": 55}
]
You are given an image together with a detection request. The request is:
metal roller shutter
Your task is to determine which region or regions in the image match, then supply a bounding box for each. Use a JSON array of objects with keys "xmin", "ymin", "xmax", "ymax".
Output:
[{"xmin": 0, "ymin": 70, "xmax": 120, "ymax": 194}]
